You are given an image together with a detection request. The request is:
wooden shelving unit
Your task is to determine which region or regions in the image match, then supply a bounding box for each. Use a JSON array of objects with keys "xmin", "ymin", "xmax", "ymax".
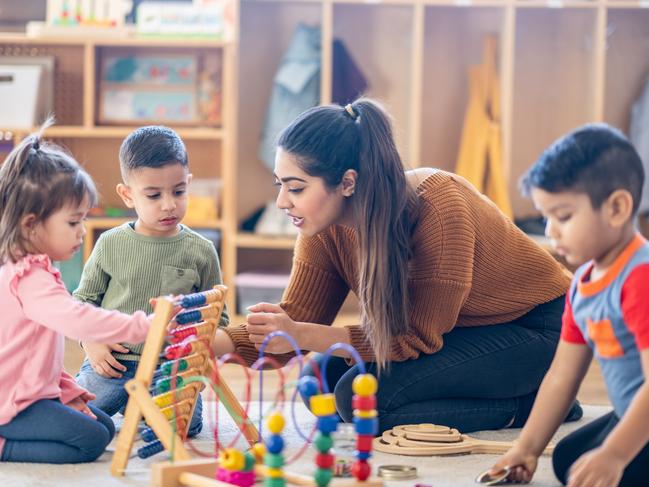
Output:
[
  {"xmin": 0, "ymin": 30, "xmax": 239, "ymax": 312},
  {"xmin": 233, "ymin": 0, "xmax": 649, "ymax": 317},
  {"xmin": 3, "ymin": 0, "xmax": 649, "ymax": 318}
]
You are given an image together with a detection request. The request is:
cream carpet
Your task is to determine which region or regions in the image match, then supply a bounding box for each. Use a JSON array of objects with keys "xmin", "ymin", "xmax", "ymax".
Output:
[{"xmin": 0, "ymin": 403, "xmax": 612, "ymax": 487}]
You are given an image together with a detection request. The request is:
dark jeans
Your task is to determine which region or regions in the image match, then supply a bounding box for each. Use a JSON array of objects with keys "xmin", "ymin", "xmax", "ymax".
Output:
[
  {"xmin": 76, "ymin": 359, "xmax": 203, "ymax": 438},
  {"xmin": 553, "ymin": 411, "xmax": 649, "ymax": 486},
  {"xmin": 0, "ymin": 399, "xmax": 114, "ymax": 463},
  {"xmin": 301, "ymin": 296, "xmax": 565, "ymax": 433}
]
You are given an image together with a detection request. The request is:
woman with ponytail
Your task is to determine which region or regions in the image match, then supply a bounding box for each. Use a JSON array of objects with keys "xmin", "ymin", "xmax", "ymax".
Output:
[{"xmin": 213, "ymin": 98, "xmax": 582, "ymax": 433}]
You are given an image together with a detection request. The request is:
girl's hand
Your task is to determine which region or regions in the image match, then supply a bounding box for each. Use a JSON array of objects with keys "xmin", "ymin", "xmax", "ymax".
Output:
[
  {"xmin": 487, "ymin": 445, "xmax": 538, "ymax": 484},
  {"xmin": 67, "ymin": 394, "xmax": 97, "ymax": 420},
  {"xmin": 149, "ymin": 297, "xmax": 182, "ymax": 330},
  {"xmin": 82, "ymin": 342, "xmax": 129, "ymax": 378},
  {"xmin": 567, "ymin": 447, "xmax": 625, "ymax": 487},
  {"xmin": 245, "ymin": 303, "xmax": 297, "ymax": 354}
]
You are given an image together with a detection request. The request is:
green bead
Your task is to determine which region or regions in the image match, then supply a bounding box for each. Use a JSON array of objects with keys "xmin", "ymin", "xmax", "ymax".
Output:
[
  {"xmin": 243, "ymin": 451, "xmax": 256, "ymax": 471},
  {"xmin": 264, "ymin": 453, "xmax": 285, "ymax": 468},
  {"xmin": 264, "ymin": 477, "xmax": 286, "ymax": 487},
  {"xmin": 313, "ymin": 432, "xmax": 333, "ymax": 452},
  {"xmin": 314, "ymin": 467, "xmax": 333, "ymax": 487}
]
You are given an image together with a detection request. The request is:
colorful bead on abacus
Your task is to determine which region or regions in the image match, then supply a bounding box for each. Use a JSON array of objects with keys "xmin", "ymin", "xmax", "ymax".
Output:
[
  {"xmin": 168, "ymin": 322, "xmax": 215, "ymax": 343},
  {"xmin": 176, "ymin": 305, "xmax": 220, "ymax": 325},
  {"xmin": 180, "ymin": 288, "xmax": 224, "ymax": 308},
  {"xmin": 350, "ymin": 374, "xmax": 378, "ymax": 481},
  {"xmin": 310, "ymin": 392, "xmax": 338, "ymax": 487},
  {"xmin": 164, "ymin": 337, "xmax": 209, "ymax": 360},
  {"xmin": 264, "ymin": 411, "xmax": 286, "ymax": 487},
  {"xmin": 217, "ymin": 448, "xmax": 255, "ymax": 487}
]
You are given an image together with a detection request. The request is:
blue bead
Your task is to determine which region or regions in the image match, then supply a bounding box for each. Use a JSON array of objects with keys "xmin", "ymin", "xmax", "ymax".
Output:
[
  {"xmin": 181, "ymin": 293, "xmax": 206, "ymax": 308},
  {"xmin": 137, "ymin": 440, "xmax": 164, "ymax": 459},
  {"xmin": 317, "ymin": 414, "xmax": 339, "ymax": 434},
  {"xmin": 140, "ymin": 427, "xmax": 157, "ymax": 443},
  {"xmin": 176, "ymin": 310, "xmax": 200, "ymax": 325},
  {"xmin": 355, "ymin": 450, "xmax": 372, "ymax": 460},
  {"xmin": 265, "ymin": 434, "xmax": 284, "ymax": 454},
  {"xmin": 297, "ymin": 376, "xmax": 320, "ymax": 399},
  {"xmin": 353, "ymin": 417, "xmax": 378, "ymax": 436}
]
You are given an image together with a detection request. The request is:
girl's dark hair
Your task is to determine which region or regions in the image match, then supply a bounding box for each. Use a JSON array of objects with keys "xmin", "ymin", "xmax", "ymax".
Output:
[
  {"xmin": 278, "ymin": 98, "xmax": 415, "ymax": 370},
  {"xmin": 0, "ymin": 119, "xmax": 98, "ymax": 262}
]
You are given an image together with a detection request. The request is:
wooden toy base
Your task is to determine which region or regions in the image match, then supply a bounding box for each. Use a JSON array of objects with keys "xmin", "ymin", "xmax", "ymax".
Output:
[
  {"xmin": 152, "ymin": 458, "xmax": 383, "ymax": 487},
  {"xmin": 373, "ymin": 424, "xmax": 554, "ymax": 456}
]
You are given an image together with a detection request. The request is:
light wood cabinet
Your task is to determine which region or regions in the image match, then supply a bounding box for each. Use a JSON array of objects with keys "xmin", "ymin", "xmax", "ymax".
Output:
[
  {"xmin": 233, "ymin": 0, "xmax": 649, "ymax": 316},
  {"xmin": 2, "ymin": 1, "xmax": 649, "ymax": 318}
]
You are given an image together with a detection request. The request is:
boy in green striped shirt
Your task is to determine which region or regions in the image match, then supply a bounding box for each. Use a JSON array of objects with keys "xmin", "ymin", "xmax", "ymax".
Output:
[{"xmin": 75, "ymin": 126, "xmax": 228, "ymax": 437}]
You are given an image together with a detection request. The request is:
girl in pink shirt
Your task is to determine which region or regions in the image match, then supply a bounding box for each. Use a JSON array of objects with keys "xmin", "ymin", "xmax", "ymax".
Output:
[{"xmin": 0, "ymin": 122, "xmax": 151, "ymax": 463}]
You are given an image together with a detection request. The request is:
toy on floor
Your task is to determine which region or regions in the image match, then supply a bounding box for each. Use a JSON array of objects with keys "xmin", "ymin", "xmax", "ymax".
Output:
[
  {"xmin": 148, "ymin": 332, "xmax": 383, "ymax": 487},
  {"xmin": 111, "ymin": 286, "xmax": 259, "ymax": 477},
  {"xmin": 373, "ymin": 424, "xmax": 554, "ymax": 456}
]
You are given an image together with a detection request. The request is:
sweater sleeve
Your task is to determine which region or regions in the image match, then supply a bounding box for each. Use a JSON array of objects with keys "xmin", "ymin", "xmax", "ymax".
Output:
[
  {"xmin": 224, "ymin": 233, "xmax": 350, "ymax": 366},
  {"xmin": 59, "ymin": 370, "xmax": 87, "ymax": 404},
  {"xmin": 15, "ymin": 262, "xmax": 150, "ymax": 344},
  {"xmin": 199, "ymin": 239, "xmax": 230, "ymax": 327},
  {"xmin": 73, "ymin": 235, "xmax": 109, "ymax": 306},
  {"xmin": 347, "ymin": 188, "xmax": 475, "ymax": 362}
]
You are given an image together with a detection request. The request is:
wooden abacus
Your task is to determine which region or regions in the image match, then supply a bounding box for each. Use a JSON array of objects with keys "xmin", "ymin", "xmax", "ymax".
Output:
[{"xmin": 111, "ymin": 285, "xmax": 259, "ymax": 477}]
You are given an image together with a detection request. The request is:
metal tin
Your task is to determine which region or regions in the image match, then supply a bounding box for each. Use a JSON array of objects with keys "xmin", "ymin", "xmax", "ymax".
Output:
[{"xmin": 377, "ymin": 464, "xmax": 418, "ymax": 480}]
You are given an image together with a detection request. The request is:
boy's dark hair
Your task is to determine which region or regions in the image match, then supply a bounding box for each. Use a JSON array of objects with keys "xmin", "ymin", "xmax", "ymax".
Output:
[
  {"xmin": 119, "ymin": 125, "xmax": 188, "ymax": 181},
  {"xmin": 521, "ymin": 123, "xmax": 645, "ymax": 214}
]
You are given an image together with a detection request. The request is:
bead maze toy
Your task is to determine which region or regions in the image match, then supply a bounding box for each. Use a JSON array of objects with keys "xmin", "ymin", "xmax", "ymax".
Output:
[
  {"xmin": 142, "ymin": 333, "xmax": 384, "ymax": 487},
  {"xmin": 373, "ymin": 424, "xmax": 554, "ymax": 456},
  {"xmin": 111, "ymin": 285, "xmax": 259, "ymax": 477}
]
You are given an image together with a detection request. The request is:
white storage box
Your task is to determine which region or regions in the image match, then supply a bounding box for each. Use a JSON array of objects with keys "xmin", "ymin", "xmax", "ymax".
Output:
[
  {"xmin": 235, "ymin": 273, "xmax": 290, "ymax": 314},
  {"xmin": 0, "ymin": 65, "xmax": 43, "ymax": 129}
]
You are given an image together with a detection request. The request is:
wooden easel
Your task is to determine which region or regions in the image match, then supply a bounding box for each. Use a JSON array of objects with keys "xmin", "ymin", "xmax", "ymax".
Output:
[
  {"xmin": 111, "ymin": 286, "xmax": 259, "ymax": 477},
  {"xmin": 455, "ymin": 34, "xmax": 513, "ymax": 219}
]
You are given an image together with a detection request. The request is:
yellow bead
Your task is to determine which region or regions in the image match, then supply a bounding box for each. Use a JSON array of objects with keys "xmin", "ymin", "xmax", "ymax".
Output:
[
  {"xmin": 252, "ymin": 442, "xmax": 266, "ymax": 462},
  {"xmin": 219, "ymin": 448, "xmax": 245, "ymax": 471},
  {"xmin": 309, "ymin": 393, "xmax": 337, "ymax": 417},
  {"xmin": 353, "ymin": 408, "xmax": 377, "ymax": 418},
  {"xmin": 267, "ymin": 411, "xmax": 285, "ymax": 434},
  {"xmin": 266, "ymin": 467, "xmax": 284, "ymax": 478},
  {"xmin": 352, "ymin": 374, "xmax": 377, "ymax": 396}
]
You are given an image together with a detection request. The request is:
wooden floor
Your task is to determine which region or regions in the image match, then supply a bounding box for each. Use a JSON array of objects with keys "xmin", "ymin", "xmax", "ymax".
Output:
[{"xmin": 64, "ymin": 340, "xmax": 611, "ymax": 405}]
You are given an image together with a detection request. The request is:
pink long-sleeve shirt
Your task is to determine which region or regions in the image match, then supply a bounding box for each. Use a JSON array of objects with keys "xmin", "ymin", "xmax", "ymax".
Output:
[{"xmin": 0, "ymin": 255, "xmax": 151, "ymax": 455}]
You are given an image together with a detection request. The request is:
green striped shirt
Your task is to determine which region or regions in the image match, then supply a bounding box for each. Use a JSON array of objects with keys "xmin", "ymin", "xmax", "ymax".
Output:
[{"xmin": 73, "ymin": 223, "xmax": 229, "ymax": 360}]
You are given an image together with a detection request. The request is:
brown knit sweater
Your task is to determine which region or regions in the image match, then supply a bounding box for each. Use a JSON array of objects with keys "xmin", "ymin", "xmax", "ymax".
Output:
[{"xmin": 225, "ymin": 171, "xmax": 571, "ymax": 364}]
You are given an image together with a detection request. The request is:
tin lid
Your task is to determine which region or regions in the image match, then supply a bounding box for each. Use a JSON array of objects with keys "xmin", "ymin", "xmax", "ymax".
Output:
[{"xmin": 378, "ymin": 465, "xmax": 418, "ymax": 480}]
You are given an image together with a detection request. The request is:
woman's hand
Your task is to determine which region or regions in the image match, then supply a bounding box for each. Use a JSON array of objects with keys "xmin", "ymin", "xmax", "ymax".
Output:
[
  {"xmin": 567, "ymin": 447, "xmax": 625, "ymax": 487},
  {"xmin": 245, "ymin": 303, "xmax": 298, "ymax": 354},
  {"xmin": 486, "ymin": 445, "xmax": 538, "ymax": 484}
]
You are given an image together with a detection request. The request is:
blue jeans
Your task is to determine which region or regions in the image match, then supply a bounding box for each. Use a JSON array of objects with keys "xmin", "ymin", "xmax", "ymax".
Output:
[
  {"xmin": 0, "ymin": 399, "xmax": 114, "ymax": 463},
  {"xmin": 302, "ymin": 296, "xmax": 565, "ymax": 433},
  {"xmin": 76, "ymin": 359, "xmax": 203, "ymax": 438}
]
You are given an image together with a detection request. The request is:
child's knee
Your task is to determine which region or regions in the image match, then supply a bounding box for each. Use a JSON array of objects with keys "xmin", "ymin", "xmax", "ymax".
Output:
[{"xmin": 551, "ymin": 438, "xmax": 573, "ymax": 485}]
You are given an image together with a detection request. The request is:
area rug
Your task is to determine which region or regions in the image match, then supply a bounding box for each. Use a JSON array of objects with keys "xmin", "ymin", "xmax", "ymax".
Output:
[{"xmin": 0, "ymin": 403, "xmax": 612, "ymax": 487}]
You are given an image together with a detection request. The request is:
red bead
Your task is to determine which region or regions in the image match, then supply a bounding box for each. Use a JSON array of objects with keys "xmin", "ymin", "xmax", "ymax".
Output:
[
  {"xmin": 315, "ymin": 453, "xmax": 334, "ymax": 469},
  {"xmin": 351, "ymin": 460, "xmax": 371, "ymax": 481},
  {"xmin": 356, "ymin": 434, "xmax": 373, "ymax": 452},
  {"xmin": 352, "ymin": 395, "xmax": 376, "ymax": 410}
]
